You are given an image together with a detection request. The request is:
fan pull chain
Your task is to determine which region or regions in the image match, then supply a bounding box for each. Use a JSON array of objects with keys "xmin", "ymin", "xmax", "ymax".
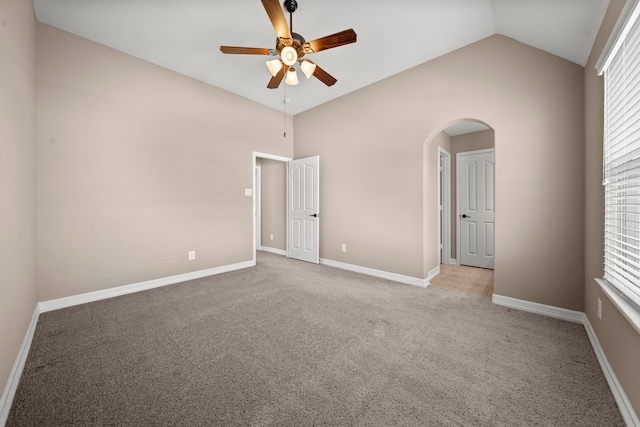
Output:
[{"xmin": 283, "ymin": 84, "xmax": 287, "ymax": 138}]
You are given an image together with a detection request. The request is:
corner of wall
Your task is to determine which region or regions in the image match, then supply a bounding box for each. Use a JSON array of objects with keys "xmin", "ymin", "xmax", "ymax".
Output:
[{"xmin": 0, "ymin": 0, "xmax": 38, "ymax": 422}]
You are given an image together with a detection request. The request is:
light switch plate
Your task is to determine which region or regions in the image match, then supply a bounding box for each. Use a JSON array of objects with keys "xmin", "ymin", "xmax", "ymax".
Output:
[
  {"xmin": 598, "ymin": 298, "xmax": 602, "ymax": 319},
  {"xmin": 245, "ymin": 188, "xmax": 252, "ymax": 197}
]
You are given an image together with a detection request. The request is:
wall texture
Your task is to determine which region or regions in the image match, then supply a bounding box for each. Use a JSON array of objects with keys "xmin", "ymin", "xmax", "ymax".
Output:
[
  {"xmin": 0, "ymin": 0, "xmax": 37, "ymax": 405},
  {"xmin": 258, "ymin": 158, "xmax": 286, "ymax": 251},
  {"xmin": 584, "ymin": 0, "xmax": 640, "ymax": 416},
  {"xmin": 36, "ymin": 23, "xmax": 294, "ymax": 301},
  {"xmin": 295, "ymin": 35, "xmax": 585, "ymax": 310}
]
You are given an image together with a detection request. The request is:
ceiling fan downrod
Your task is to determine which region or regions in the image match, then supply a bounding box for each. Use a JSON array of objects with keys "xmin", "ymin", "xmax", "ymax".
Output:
[{"xmin": 284, "ymin": 0, "xmax": 297, "ymax": 34}]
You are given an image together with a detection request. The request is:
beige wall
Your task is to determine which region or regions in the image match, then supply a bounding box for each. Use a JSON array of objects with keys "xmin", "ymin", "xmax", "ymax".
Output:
[
  {"xmin": 36, "ymin": 23, "xmax": 294, "ymax": 301},
  {"xmin": 257, "ymin": 158, "xmax": 286, "ymax": 251},
  {"xmin": 295, "ymin": 35, "xmax": 585, "ymax": 310},
  {"xmin": 584, "ymin": 0, "xmax": 640, "ymax": 416},
  {"xmin": 449, "ymin": 129, "xmax": 495, "ymax": 259},
  {"xmin": 0, "ymin": 0, "xmax": 37, "ymax": 400}
]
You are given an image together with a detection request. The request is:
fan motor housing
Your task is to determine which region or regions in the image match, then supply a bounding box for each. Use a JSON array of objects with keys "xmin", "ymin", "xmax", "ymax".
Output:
[{"xmin": 276, "ymin": 32, "xmax": 306, "ymax": 59}]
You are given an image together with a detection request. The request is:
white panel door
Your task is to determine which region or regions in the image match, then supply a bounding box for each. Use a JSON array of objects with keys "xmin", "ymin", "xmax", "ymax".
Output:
[
  {"xmin": 458, "ymin": 149, "xmax": 494, "ymax": 269},
  {"xmin": 288, "ymin": 156, "xmax": 319, "ymax": 263}
]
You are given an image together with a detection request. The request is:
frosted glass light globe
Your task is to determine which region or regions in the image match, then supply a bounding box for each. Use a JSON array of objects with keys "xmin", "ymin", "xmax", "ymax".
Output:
[{"xmin": 281, "ymin": 46, "xmax": 298, "ymax": 66}]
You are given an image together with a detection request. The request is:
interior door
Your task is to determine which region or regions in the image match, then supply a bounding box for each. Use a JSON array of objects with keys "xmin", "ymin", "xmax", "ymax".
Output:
[
  {"xmin": 458, "ymin": 149, "xmax": 494, "ymax": 269},
  {"xmin": 287, "ymin": 156, "xmax": 319, "ymax": 263}
]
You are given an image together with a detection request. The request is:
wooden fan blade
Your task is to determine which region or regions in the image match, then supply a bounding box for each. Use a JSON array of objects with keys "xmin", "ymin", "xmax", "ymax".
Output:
[
  {"xmin": 312, "ymin": 63, "xmax": 337, "ymax": 87},
  {"xmin": 303, "ymin": 29, "xmax": 357, "ymax": 54},
  {"xmin": 261, "ymin": 0, "xmax": 292, "ymax": 44},
  {"xmin": 220, "ymin": 46, "xmax": 271, "ymax": 55},
  {"xmin": 267, "ymin": 66, "xmax": 286, "ymax": 89}
]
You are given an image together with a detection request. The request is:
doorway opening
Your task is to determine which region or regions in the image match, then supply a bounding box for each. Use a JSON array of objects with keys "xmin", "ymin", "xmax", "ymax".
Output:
[
  {"xmin": 255, "ymin": 164, "xmax": 262, "ymax": 251},
  {"xmin": 429, "ymin": 120, "xmax": 495, "ymax": 296},
  {"xmin": 252, "ymin": 152, "xmax": 291, "ymax": 264}
]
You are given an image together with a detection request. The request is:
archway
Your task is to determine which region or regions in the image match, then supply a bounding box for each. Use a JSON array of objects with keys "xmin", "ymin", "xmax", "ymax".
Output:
[{"xmin": 424, "ymin": 119, "xmax": 495, "ymax": 295}]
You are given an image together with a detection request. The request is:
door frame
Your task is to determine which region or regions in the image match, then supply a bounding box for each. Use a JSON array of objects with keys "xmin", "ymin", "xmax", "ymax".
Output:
[
  {"xmin": 438, "ymin": 147, "xmax": 452, "ymax": 265},
  {"xmin": 255, "ymin": 165, "xmax": 262, "ymax": 251},
  {"xmin": 456, "ymin": 148, "xmax": 495, "ymax": 266},
  {"xmin": 252, "ymin": 152, "xmax": 292, "ymax": 264}
]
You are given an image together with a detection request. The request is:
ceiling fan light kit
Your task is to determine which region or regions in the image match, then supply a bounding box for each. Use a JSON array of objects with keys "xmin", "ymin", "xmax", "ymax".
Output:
[
  {"xmin": 300, "ymin": 59, "xmax": 316, "ymax": 79},
  {"xmin": 285, "ymin": 67, "xmax": 299, "ymax": 85},
  {"xmin": 220, "ymin": 0, "xmax": 357, "ymax": 89},
  {"xmin": 266, "ymin": 59, "xmax": 284, "ymax": 77},
  {"xmin": 280, "ymin": 46, "xmax": 298, "ymax": 66}
]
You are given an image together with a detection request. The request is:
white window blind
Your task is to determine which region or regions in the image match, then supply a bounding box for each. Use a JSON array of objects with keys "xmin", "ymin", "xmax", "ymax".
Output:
[{"xmin": 603, "ymin": 3, "xmax": 640, "ymax": 311}]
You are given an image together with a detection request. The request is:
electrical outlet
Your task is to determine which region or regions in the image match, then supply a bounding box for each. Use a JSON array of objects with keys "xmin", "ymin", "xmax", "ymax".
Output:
[
  {"xmin": 598, "ymin": 298, "xmax": 602, "ymax": 320},
  {"xmin": 188, "ymin": 251, "xmax": 195, "ymax": 261},
  {"xmin": 342, "ymin": 244, "xmax": 346, "ymax": 252},
  {"xmin": 270, "ymin": 234, "xmax": 274, "ymax": 240}
]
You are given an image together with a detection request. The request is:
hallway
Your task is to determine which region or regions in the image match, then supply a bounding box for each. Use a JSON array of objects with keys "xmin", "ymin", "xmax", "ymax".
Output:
[{"xmin": 430, "ymin": 264, "xmax": 494, "ymax": 297}]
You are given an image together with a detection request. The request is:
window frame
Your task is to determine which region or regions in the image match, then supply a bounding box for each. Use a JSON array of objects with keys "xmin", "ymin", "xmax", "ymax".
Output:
[{"xmin": 597, "ymin": 0, "xmax": 640, "ymax": 334}]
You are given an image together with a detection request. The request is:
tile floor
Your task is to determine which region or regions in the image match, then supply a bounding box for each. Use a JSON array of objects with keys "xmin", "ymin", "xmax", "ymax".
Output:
[{"xmin": 429, "ymin": 264, "xmax": 494, "ymax": 297}]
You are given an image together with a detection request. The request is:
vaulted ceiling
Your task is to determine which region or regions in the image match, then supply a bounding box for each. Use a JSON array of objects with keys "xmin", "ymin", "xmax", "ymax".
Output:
[{"xmin": 34, "ymin": 0, "xmax": 609, "ymax": 116}]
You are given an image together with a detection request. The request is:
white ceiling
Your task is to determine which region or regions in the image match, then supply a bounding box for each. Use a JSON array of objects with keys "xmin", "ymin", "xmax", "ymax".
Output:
[{"xmin": 33, "ymin": 0, "xmax": 610, "ymax": 116}]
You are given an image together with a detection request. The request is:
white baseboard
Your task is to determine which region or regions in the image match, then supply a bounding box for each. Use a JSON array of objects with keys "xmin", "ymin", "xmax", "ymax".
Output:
[
  {"xmin": 0, "ymin": 307, "xmax": 40, "ymax": 426},
  {"xmin": 427, "ymin": 265, "xmax": 440, "ymax": 285},
  {"xmin": 319, "ymin": 258, "xmax": 428, "ymax": 288},
  {"xmin": 584, "ymin": 317, "xmax": 640, "ymax": 427},
  {"xmin": 38, "ymin": 260, "xmax": 255, "ymax": 313},
  {"xmin": 491, "ymin": 294, "xmax": 585, "ymax": 323},
  {"xmin": 450, "ymin": 259, "xmax": 458, "ymax": 265},
  {"xmin": 259, "ymin": 246, "xmax": 287, "ymax": 256}
]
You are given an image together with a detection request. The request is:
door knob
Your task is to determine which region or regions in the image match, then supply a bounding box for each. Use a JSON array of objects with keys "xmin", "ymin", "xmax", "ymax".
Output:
[
  {"xmin": 461, "ymin": 214, "xmax": 471, "ymax": 219},
  {"xmin": 310, "ymin": 213, "xmax": 319, "ymax": 218}
]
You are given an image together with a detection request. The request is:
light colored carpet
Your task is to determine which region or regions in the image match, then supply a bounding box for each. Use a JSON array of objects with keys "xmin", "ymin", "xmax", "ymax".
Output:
[{"xmin": 8, "ymin": 251, "xmax": 624, "ymax": 426}]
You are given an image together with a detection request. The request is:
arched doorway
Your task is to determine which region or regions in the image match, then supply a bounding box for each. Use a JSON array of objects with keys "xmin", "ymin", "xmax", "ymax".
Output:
[{"xmin": 426, "ymin": 119, "xmax": 495, "ymax": 297}]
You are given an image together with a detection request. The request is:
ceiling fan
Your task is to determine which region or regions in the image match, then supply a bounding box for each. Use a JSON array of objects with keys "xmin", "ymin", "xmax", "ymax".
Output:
[{"xmin": 220, "ymin": 0, "xmax": 357, "ymax": 89}]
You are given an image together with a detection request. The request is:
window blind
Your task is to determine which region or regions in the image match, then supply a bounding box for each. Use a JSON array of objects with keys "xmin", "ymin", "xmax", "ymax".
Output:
[{"xmin": 603, "ymin": 4, "xmax": 640, "ymax": 311}]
